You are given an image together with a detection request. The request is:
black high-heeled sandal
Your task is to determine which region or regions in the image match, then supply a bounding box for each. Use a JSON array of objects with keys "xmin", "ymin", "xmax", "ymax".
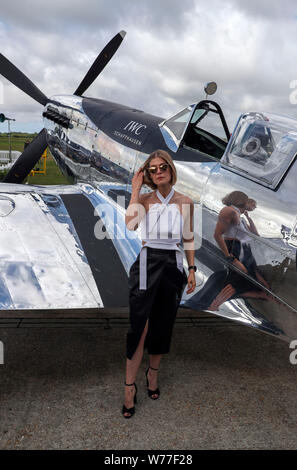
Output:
[
  {"xmin": 122, "ymin": 383, "xmax": 137, "ymax": 419},
  {"xmin": 145, "ymin": 366, "xmax": 160, "ymax": 400}
]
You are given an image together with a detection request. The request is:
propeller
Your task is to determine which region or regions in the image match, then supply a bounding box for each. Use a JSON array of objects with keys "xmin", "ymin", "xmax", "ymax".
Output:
[
  {"xmin": 74, "ymin": 30, "xmax": 126, "ymax": 96},
  {"xmin": 0, "ymin": 53, "xmax": 48, "ymax": 106},
  {"xmin": 2, "ymin": 129, "xmax": 47, "ymax": 183},
  {"xmin": 0, "ymin": 31, "xmax": 126, "ymax": 183}
]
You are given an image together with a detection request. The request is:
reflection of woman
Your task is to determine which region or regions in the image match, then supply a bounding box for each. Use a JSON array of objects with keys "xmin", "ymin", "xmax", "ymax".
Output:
[
  {"xmin": 210, "ymin": 191, "xmax": 268, "ymax": 310},
  {"xmin": 215, "ymin": 191, "xmax": 249, "ymax": 271},
  {"xmin": 241, "ymin": 198, "xmax": 270, "ymax": 289},
  {"xmin": 243, "ymin": 199, "xmax": 259, "ymax": 236},
  {"xmin": 122, "ymin": 149, "xmax": 195, "ymax": 418}
]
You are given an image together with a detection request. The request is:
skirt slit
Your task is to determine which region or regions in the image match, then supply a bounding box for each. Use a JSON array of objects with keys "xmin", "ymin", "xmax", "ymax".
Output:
[{"xmin": 126, "ymin": 248, "xmax": 187, "ymax": 360}]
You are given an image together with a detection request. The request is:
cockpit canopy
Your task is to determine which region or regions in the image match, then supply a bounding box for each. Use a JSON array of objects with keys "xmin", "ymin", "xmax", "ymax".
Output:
[
  {"xmin": 159, "ymin": 100, "xmax": 230, "ymax": 158},
  {"xmin": 222, "ymin": 112, "xmax": 297, "ymax": 188}
]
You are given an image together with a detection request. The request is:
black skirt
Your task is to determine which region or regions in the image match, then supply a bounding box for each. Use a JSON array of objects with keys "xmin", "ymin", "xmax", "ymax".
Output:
[
  {"xmin": 224, "ymin": 239, "xmax": 261, "ymax": 294},
  {"xmin": 126, "ymin": 247, "xmax": 188, "ymax": 360}
]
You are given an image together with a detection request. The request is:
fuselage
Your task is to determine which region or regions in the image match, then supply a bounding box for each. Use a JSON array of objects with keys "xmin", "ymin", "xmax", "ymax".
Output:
[{"xmin": 43, "ymin": 94, "xmax": 297, "ymax": 342}]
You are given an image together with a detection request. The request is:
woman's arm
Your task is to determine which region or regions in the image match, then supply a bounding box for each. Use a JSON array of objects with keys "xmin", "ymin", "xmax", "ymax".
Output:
[
  {"xmin": 125, "ymin": 168, "xmax": 146, "ymax": 231},
  {"xmin": 182, "ymin": 199, "xmax": 196, "ymax": 294},
  {"xmin": 244, "ymin": 212, "xmax": 259, "ymax": 236},
  {"xmin": 214, "ymin": 208, "xmax": 248, "ymax": 273}
]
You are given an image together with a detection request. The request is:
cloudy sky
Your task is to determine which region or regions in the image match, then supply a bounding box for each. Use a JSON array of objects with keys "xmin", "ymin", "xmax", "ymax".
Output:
[{"xmin": 1, "ymin": 0, "xmax": 297, "ymax": 133}]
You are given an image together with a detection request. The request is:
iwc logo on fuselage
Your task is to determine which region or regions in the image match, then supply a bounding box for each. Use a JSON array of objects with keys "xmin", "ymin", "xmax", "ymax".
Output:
[
  {"xmin": 113, "ymin": 120, "xmax": 148, "ymax": 146},
  {"xmin": 123, "ymin": 121, "xmax": 147, "ymax": 135}
]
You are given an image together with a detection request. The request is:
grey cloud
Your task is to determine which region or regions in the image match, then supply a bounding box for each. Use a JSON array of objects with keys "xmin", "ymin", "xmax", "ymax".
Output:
[
  {"xmin": 0, "ymin": 0, "xmax": 195, "ymax": 33},
  {"xmin": 1, "ymin": 0, "xmax": 297, "ymax": 134},
  {"xmin": 230, "ymin": 0, "xmax": 297, "ymax": 19}
]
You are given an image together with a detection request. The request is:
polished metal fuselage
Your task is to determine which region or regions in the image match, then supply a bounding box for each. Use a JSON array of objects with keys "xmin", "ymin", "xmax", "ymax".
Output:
[{"xmin": 2, "ymin": 94, "xmax": 295, "ymax": 341}]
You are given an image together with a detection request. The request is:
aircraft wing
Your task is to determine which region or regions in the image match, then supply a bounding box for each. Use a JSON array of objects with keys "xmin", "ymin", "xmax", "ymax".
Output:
[
  {"xmin": 0, "ymin": 180, "xmax": 288, "ymax": 341},
  {"xmin": 0, "ymin": 182, "xmax": 140, "ymax": 314}
]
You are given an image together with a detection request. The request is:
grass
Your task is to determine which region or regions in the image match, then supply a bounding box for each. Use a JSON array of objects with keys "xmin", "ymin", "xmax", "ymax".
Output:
[
  {"xmin": 0, "ymin": 132, "xmax": 70, "ymax": 185},
  {"xmin": 0, "ymin": 132, "xmax": 38, "ymax": 151}
]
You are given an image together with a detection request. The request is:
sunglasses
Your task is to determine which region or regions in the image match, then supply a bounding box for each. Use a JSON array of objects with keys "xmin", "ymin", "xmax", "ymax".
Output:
[{"xmin": 147, "ymin": 163, "xmax": 169, "ymax": 174}]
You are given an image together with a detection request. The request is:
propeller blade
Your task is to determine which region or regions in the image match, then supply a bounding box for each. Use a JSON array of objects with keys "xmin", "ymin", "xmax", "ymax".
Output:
[
  {"xmin": 3, "ymin": 128, "xmax": 47, "ymax": 183},
  {"xmin": 74, "ymin": 30, "xmax": 126, "ymax": 96},
  {"xmin": 0, "ymin": 53, "xmax": 48, "ymax": 106}
]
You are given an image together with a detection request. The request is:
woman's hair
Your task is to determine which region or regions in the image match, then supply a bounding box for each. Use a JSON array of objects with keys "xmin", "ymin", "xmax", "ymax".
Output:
[
  {"xmin": 222, "ymin": 191, "xmax": 248, "ymax": 208},
  {"xmin": 142, "ymin": 149, "xmax": 177, "ymax": 189},
  {"xmin": 247, "ymin": 198, "xmax": 257, "ymax": 206}
]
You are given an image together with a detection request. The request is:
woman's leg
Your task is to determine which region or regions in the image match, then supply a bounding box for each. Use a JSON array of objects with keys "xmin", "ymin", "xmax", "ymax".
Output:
[
  {"xmin": 255, "ymin": 270, "xmax": 270, "ymax": 289},
  {"xmin": 123, "ymin": 320, "xmax": 149, "ymax": 416},
  {"xmin": 147, "ymin": 354, "xmax": 162, "ymax": 398},
  {"xmin": 208, "ymin": 283, "xmax": 236, "ymax": 310}
]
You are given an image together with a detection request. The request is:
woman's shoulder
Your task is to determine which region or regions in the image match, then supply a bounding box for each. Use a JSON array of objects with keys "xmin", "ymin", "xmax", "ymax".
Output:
[
  {"xmin": 219, "ymin": 205, "xmax": 238, "ymax": 219},
  {"xmin": 139, "ymin": 191, "xmax": 156, "ymax": 202},
  {"xmin": 173, "ymin": 190, "xmax": 194, "ymax": 206},
  {"xmin": 139, "ymin": 190, "xmax": 157, "ymax": 211}
]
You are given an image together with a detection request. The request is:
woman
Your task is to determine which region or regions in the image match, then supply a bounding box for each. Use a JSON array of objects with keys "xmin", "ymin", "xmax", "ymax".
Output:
[
  {"xmin": 122, "ymin": 149, "xmax": 196, "ymax": 418},
  {"xmin": 210, "ymin": 191, "xmax": 269, "ymax": 310}
]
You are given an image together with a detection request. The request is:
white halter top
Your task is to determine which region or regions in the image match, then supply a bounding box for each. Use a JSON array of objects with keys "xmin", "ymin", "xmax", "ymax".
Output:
[
  {"xmin": 223, "ymin": 205, "xmax": 253, "ymax": 260},
  {"xmin": 138, "ymin": 187, "xmax": 184, "ymax": 290},
  {"xmin": 223, "ymin": 205, "xmax": 252, "ymax": 243}
]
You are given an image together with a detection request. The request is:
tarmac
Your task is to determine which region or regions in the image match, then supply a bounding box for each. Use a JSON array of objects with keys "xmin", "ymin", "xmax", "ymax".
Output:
[{"xmin": 0, "ymin": 315, "xmax": 296, "ymax": 450}]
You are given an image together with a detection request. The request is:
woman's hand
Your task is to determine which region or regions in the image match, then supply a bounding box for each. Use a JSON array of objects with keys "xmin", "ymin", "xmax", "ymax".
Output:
[
  {"xmin": 232, "ymin": 258, "xmax": 248, "ymax": 273},
  {"xmin": 186, "ymin": 270, "xmax": 196, "ymax": 294},
  {"xmin": 132, "ymin": 167, "xmax": 144, "ymax": 193},
  {"xmin": 244, "ymin": 210, "xmax": 252, "ymax": 222}
]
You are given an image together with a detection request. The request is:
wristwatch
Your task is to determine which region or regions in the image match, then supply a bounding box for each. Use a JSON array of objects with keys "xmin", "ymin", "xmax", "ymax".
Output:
[
  {"xmin": 188, "ymin": 265, "xmax": 197, "ymax": 272},
  {"xmin": 225, "ymin": 255, "xmax": 235, "ymax": 262}
]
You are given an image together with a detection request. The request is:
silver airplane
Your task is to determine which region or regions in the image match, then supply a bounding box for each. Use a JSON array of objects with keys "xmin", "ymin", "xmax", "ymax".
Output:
[{"xmin": 0, "ymin": 31, "xmax": 296, "ymax": 342}]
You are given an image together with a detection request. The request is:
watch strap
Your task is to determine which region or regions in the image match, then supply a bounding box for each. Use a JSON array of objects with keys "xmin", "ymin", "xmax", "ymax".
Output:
[
  {"xmin": 188, "ymin": 265, "xmax": 197, "ymax": 272},
  {"xmin": 226, "ymin": 255, "xmax": 235, "ymax": 262}
]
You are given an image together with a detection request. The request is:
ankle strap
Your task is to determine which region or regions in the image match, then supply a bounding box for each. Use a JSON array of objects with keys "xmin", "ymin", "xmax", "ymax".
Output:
[
  {"xmin": 149, "ymin": 366, "xmax": 158, "ymax": 371},
  {"xmin": 125, "ymin": 382, "xmax": 135, "ymax": 386}
]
